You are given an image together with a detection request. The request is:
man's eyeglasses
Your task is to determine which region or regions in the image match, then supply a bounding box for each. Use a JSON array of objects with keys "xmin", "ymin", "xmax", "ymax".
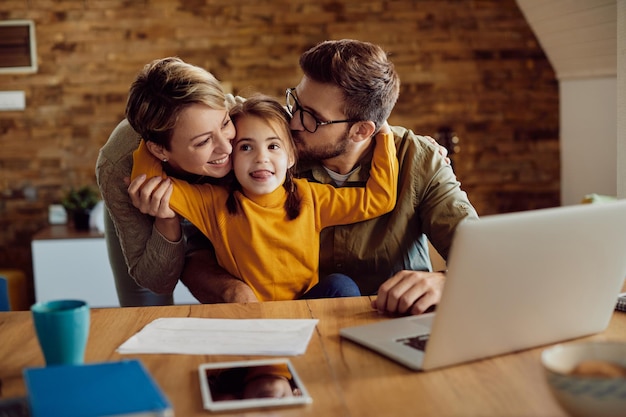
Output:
[{"xmin": 285, "ymin": 88, "xmax": 358, "ymax": 133}]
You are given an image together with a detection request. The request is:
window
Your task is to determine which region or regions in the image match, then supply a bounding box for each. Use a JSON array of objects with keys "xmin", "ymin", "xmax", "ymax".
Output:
[{"xmin": 0, "ymin": 20, "xmax": 37, "ymax": 74}]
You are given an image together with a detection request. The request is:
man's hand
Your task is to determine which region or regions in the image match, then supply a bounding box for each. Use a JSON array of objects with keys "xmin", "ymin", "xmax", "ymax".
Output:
[{"xmin": 371, "ymin": 270, "xmax": 445, "ymax": 315}]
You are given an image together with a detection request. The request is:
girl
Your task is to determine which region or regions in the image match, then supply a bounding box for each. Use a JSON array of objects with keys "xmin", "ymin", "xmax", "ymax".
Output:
[{"xmin": 131, "ymin": 94, "xmax": 398, "ymax": 301}]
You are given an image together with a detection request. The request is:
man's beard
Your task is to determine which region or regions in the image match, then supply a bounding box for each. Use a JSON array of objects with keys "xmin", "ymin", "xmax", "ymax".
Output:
[{"xmin": 293, "ymin": 129, "xmax": 350, "ymax": 162}]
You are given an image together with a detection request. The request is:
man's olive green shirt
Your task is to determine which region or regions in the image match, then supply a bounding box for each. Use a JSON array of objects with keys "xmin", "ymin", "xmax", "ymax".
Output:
[{"xmin": 296, "ymin": 125, "xmax": 478, "ymax": 295}]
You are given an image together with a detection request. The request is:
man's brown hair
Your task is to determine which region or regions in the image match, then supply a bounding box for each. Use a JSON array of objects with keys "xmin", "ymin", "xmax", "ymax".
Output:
[{"xmin": 299, "ymin": 39, "xmax": 400, "ymax": 131}]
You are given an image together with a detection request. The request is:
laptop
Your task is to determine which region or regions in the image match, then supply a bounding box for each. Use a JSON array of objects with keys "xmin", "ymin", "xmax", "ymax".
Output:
[{"xmin": 340, "ymin": 200, "xmax": 626, "ymax": 371}]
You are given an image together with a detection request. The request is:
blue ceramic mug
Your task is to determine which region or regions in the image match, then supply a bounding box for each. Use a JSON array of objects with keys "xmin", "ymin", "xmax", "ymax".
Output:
[{"xmin": 31, "ymin": 299, "xmax": 90, "ymax": 366}]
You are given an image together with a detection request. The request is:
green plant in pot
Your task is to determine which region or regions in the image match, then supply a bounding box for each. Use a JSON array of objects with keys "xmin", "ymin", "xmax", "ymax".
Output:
[{"xmin": 61, "ymin": 186, "xmax": 101, "ymax": 231}]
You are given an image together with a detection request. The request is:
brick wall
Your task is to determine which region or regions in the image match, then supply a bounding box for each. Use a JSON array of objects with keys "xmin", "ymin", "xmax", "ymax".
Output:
[{"xmin": 0, "ymin": 0, "xmax": 559, "ymax": 301}]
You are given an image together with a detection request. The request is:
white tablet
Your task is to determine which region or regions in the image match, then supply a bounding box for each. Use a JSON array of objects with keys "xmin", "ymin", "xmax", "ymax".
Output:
[{"xmin": 198, "ymin": 358, "xmax": 312, "ymax": 412}]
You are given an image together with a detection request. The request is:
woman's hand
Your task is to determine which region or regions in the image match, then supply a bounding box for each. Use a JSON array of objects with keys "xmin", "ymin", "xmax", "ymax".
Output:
[
  {"xmin": 127, "ymin": 174, "xmax": 181, "ymax": 241},
  {"xmin": 127, "ymin": 174, "xmax": 176, "ymax": 218}
]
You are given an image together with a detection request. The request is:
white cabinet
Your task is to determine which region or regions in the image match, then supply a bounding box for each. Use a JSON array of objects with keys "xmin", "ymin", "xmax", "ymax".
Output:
[{"xmin": 31, "ymin": 226, "xmax": 198, "ymax": 308}]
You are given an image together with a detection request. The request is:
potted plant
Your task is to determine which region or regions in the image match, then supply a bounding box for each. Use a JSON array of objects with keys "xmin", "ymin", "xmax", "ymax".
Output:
[{"xmin": 61, "ymin": 186, "xmax": 101, "ymax": 231}]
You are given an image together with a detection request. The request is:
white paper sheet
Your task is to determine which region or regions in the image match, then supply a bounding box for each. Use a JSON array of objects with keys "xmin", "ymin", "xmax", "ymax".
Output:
[{"xmin": 117, "ymin": 318, "xmax": 319, "ymax": 356}]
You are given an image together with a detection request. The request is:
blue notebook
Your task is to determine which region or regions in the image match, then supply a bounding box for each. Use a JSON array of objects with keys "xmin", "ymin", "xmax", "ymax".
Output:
[{"xmin": 23, "ymin": 359, "xmax": 173, "ymax": 417}]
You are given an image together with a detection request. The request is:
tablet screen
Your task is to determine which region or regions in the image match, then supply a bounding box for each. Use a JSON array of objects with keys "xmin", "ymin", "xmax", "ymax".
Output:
[{"xmin": 198, "ymin": 359, "xmax": 312, "ymax": 411}]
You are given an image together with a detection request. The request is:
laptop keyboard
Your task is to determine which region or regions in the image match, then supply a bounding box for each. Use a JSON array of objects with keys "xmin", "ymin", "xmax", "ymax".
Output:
[{"xmin": 396, "ymin": 334, "xmax": 430, "ymax": 352}]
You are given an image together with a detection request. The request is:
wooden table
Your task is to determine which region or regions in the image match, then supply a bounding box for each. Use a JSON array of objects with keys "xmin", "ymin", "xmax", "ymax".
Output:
[{"xmin": 1, "ymin": 296, "xmax": 625, "ymax": 417}]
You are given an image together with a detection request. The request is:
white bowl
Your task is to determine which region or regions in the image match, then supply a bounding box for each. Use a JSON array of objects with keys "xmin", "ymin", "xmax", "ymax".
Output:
[{"xmin": 541, "ymin": 341, "xmax": 626, "ymax": 417}]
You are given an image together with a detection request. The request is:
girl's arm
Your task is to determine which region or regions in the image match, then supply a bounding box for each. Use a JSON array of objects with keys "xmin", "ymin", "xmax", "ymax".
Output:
[{"xmin": 314, "ymin": 131, "xmax": 399, "ymax": 226}]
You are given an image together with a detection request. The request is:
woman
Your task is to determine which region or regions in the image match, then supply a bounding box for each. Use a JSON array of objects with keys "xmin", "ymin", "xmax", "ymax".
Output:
[{"xmin": 96, "ymin": 57, "xmax": 256, "ymax": 305}]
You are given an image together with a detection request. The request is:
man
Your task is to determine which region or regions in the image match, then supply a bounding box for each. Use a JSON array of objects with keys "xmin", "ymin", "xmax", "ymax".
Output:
[
  {"xmin": 100, "ymin": 40, "xmax": 477, "ymax": 313},
  {"xmin": 184, "ymin": 39, "xmax": 478, "ymax": 315}
]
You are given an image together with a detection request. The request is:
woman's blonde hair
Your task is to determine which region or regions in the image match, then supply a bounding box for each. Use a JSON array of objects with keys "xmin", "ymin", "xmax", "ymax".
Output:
[
  {"xmin": 125, "ymin": 57, "xmax": 226, "ymax": 149},
  {"xmin": 226, "ymin": 94, "xmax": 302, "ymax": 220}
]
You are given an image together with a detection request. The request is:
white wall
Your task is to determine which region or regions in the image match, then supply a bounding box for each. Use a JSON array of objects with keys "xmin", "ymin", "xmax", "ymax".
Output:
[
  {"xmin": 560, "ymin": 77, "xmax": 617, "ymax": 205},
  {"xmin": 515, "ymin": 0, "xmax": 621, "ymax": 206},
  {"xmin": 561, "ymin": 1, "xmax": 624, "ymax": 204}
]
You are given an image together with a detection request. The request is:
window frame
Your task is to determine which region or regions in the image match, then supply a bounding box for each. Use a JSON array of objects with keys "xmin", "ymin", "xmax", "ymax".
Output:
[{"xmin": 0, "ymin": 20, "xmax": 38, "ymax": 74}]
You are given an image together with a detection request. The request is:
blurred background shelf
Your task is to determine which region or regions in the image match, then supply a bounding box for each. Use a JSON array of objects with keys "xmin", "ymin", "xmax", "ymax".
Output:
[{"xmin": 31, "ymin": 225, "xmax": 197, "ymax": 308}]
